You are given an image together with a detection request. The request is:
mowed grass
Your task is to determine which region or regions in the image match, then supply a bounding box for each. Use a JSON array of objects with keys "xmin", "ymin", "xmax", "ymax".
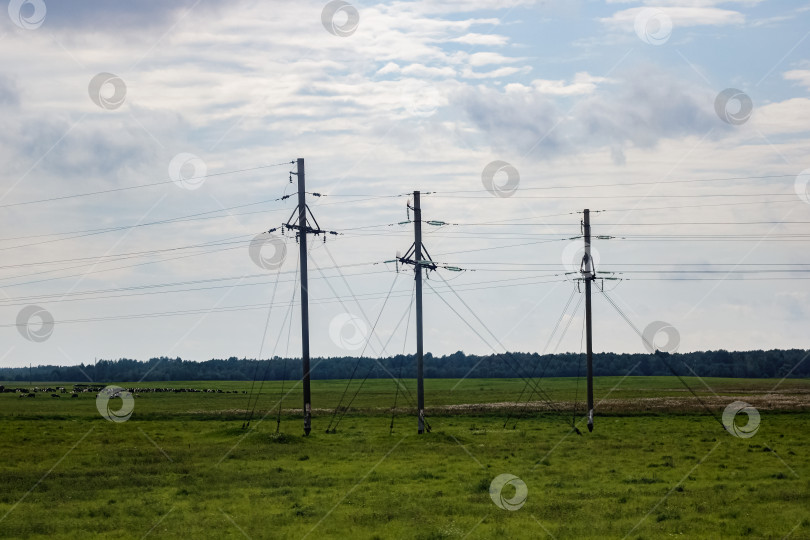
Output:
[{"xmin": 0, "ymin": 377, "xmax": 808, "ymax": 539}]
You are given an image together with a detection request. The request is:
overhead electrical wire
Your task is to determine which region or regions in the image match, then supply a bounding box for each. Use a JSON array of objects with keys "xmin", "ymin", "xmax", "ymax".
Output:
[
  {"xmin": 430, "ymin": 193, "xmax": 799, "ymax": 200},
  {"xmin": 307, "ymin": 173, "xmax": 799, "ymax": 200},
  {"xmin": 0, "ymin": 269, "xmax": 392, "ymax": 308},
  {"xmin": 4, "ymin": 256, "xmax": 805, "ymax": 310},
  {"xmin": 0, "ymin": 195, "xmax": 296, "ymax": 253},
  {"xmin": 0, "ymin": 206, "xmax": 289, "ymax": 245},
  {"xmin": 431, "ymin": 173, "xmax": 800, "ymax": 195},
  {"xmin": 0, "ymin": 161, "xmax": 295, "ymax": 210}
]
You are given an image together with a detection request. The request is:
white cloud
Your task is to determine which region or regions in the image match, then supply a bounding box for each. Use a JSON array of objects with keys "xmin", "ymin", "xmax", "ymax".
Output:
[
  {"xmin": 783, "ymin": 70, "xmax": 810, "ymax": 90},
  {"xmin": 449, "ymin": 33, "xmax": 509, "ymax": 46},
  {"xmin": 376, "ymin": 62, "xmax": 401, "ymax": 75},
  {"xmin": 530, "ymin": 72, "xmax": 608, "ymax": 96},
  {"xmin": 601, "ymin": 6, "xmax": 745, "ymax": 28},
  {"xmin": 460, "ymin": 66, "xmax": 531, "ymax": 79},
  {"xmin": 401, "ymin": 63, "xmax": 458, "ymax": 78},
  {"xmin": 467, "ymin": 52, "xmax": 523, "ymax": 67},
  {"xmin": 458, "ymin": 65, "xmax": 720, "ymax": 162},
  {"xmin": 752, "ymin": 97, "xmax": 810, "ymax": 135}
]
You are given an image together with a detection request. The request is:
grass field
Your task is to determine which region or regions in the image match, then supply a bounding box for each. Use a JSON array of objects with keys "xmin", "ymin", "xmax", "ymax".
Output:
[{"xmin": 1, "ymin": 377, "xmax": 808, "ymax": 539}]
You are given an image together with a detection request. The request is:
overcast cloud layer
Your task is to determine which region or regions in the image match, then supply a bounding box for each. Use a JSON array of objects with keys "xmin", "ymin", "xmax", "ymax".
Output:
[{"xmin": 1, "ymin": 0, "xmax": 809, "ymax": 367}]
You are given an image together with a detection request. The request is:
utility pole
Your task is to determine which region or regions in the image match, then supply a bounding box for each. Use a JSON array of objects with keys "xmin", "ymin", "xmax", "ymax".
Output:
[
  {"xmin": 396, "ymin": 191, "xmax": 436, "ymax": 434},
  {"xmin": 582, "ymin": 209, "xmax": 595, "ymax": 432},
  {"xmin": 296, "ymin": 159, "xmax": 312, "ymax": 436},
  {"xmin": 282, "ymin": 158, "xmax": 337, "ymax": 436},
  {"xmin": 414, "ymin": 192, "xmax": 425, "ymax": 434}
]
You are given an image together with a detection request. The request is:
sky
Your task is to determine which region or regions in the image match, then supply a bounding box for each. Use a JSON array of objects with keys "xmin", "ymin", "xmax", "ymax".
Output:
[{"xmin": 1, "ymin": 0, "xmax": 809, "ymax": 368}]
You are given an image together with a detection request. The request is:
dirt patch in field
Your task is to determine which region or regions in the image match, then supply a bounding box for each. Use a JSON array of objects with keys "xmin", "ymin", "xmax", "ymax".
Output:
[
  {"xmin": 181, "ymin": 393, "xmax": 810, "ymax": 416},
  {"xmin": 428, "ymin": 393, "xmax": 810, "ymax": 414}
]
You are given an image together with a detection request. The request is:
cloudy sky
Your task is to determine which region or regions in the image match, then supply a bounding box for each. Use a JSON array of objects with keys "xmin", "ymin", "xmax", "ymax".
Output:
[{"xmin": 1, "ymin": 0, "xmax": 809, "ymax": 368}]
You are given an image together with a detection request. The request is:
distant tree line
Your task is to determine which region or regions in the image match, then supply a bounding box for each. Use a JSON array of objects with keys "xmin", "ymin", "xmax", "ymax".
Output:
[{"xmin": 1, "ymin": 349, "xmax": 808, "ymax": 383}]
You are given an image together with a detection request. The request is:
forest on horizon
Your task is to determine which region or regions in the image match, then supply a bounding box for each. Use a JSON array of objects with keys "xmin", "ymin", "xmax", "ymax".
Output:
[{"xmin": 1, "ymin": 348, "xmax": 808, "ymax": 383}]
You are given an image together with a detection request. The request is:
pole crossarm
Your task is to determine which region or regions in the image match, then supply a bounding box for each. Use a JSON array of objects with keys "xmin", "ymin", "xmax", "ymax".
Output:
[
  {"xmin": 395, "ymin": 242, "xmax": 438, "ymax": 273},
  {"xmin": 283, "ymin": 204, "xmax": 339, "ymax": 242}
]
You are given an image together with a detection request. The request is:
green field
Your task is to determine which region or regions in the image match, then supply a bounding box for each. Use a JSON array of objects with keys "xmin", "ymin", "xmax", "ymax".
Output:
[{"xmin": 1, "ymin": 377, "xmax": 808, "ymax": 539}]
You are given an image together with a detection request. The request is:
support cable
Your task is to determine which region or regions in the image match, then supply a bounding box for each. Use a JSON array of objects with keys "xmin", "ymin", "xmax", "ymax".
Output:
[
  {"xmin": 502, "ymin": 285, "xmax": 577, "ymax": 428},
  {"xmin": 329, "ymin": 275, "xmax": 401, "ymax": 433},
  {"xmin": 599, "ymin": 289, "xmax": 726, "ymax": 430}
]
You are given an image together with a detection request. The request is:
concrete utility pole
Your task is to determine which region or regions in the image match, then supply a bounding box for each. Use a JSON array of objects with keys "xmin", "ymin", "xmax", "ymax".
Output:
[
  {"xmin": 396, "ymin": 191, "xmax": 436, "ymax": 434},
  {"xmin": 413, "ymin": 192, "xmax": 425, "ymax": 434},
  {"xmin": 582, "ymin": 209, "xmax": 595, "ymax": 432},
  {"xmin": 282, "ymin": 158, "xmax": 339, "ymax": 435},
  {"xmin": 295, "ymin": 158, "xmax": 312, "ymax": 436}
]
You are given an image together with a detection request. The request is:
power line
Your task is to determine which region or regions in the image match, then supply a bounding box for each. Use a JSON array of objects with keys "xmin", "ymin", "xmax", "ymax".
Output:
[
  {"xmin": 0, "ymin": 207, "xmax": 286, "ymax": 245},
  {"xmin": 0, "ymin": 195, "xmax": 296, "ymax": 253},
  {"xmin": 604, "ymin": 199, "xmax": 803, "ymax": 212},
  {"xmin": 0, "ymin": 161, "xmax": 294, "ymax": 210},
  {"xmin": 0, "ymin": 269, "xmax": 391, "ymax": 308},
  {"xmin": 431, "ymin": 193, "xmax": 798, "ymax": 199},
  {"xmin": 0, "ymin": 235, "xmax": 254, "ymax": 271},
  {"xmin": 450, "ymin": 221, "xmax": 810, "ymax": 226},
  {"xmin": 432, "ymin": 173, "xmax": 799, "ymax": 195}
]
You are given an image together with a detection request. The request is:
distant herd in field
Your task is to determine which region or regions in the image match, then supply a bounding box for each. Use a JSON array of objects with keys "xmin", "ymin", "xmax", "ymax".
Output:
[{"xmin": 0, "ymin": 384, "xmax": 246, "ymax": 398}]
